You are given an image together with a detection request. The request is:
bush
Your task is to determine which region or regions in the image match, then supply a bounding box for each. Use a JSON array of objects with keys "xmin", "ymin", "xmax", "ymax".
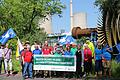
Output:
[
  {"xmin": 12, "ymin": 54, "xmax": 21, "ymax": 72},
  {"xmin": 111, "ymin": 60, "xmax": 120, "ymax": 77}
]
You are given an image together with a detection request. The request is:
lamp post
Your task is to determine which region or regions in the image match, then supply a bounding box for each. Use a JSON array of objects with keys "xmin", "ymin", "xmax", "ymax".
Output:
[{"xmin": 70, "ymin": 0, "xmax": 73, "ymax": 32}]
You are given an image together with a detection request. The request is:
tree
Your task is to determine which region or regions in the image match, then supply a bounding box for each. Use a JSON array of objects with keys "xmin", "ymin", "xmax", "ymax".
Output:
[
  {"xmin": 95, "ymin": 0, "xmax": 120, "ymax": 47},
  {"xmin": 0, "ymin": 0, "xmax": 65, "ymax": 43}
]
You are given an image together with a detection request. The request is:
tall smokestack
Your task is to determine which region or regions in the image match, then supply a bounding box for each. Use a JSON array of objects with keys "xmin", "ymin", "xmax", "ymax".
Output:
[{"xmin": 70, "ymin": 0, "xmax": 73, "ymax": 32}]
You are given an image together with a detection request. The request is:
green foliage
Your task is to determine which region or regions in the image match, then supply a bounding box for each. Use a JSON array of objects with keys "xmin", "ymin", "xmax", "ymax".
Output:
[
  {"xmin": 95, "ymin": 0, "xmax": 120, "ymax": 47},
  {"xmin": 12, "ymin": 54, "xmax": 21, "ymax": 72},
  {"xmin": 7, "ymin": 38, "xmax": 17, "ymax": 55},
  {"xmin": 0, "ymin": 1, "xmax": 65, "ymax": 73},
  {"xmin": 22, "ymin": 28, "xmax": 47, "ymax": 44},
  {"xmin": 0, "ymin": 0, "xmax": 65, "ymax": 42},
  {"xmin": 111, "ymin": 60, "xmax": 120, "ymax": 77},
  {"xmin": 76, "ymin": 36, "xmax": 86, "ymax": 45}
]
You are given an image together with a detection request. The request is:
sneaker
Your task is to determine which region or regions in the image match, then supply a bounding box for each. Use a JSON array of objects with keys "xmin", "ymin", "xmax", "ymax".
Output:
[
  {"xmin": 43, "ymin": 76, "xmax": 46, "ymax": 79},
  {"xmin": 50, "ymin": 76, "xmax": 52, "ymax": 79},
  {"xmin": 83, "ymin": 74, "xmax": 86, "ymax": 78},
  {"xmin": 6, "ymin": 74, "xmax": 9, "ymax": 77}
]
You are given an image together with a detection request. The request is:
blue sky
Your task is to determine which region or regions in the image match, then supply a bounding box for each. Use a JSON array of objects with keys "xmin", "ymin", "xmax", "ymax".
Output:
[{"xmin": 52, "ymin": 0, "xmax": 100, "ymax": 33}]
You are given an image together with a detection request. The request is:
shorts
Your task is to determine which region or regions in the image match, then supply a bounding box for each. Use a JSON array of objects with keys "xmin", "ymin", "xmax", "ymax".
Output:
[{"xmin": 102, "ymin": 60, "xmax": 111, "ymax": 69}]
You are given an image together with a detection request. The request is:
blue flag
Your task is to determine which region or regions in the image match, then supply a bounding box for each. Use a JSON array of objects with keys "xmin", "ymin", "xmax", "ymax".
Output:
[
  {"xmin": 0, "ymin": 28, "xmax": 16, "ymax": 44},
  {"xmin": 59, "ymin": 35, "xmax": 76, "ymax": 45}
]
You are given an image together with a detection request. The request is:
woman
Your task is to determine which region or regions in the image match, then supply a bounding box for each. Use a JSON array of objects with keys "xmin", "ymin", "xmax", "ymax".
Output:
[
  {"xmin": 63, "ymin": 46, "xmax": 72, "ymax": 78},
  {"xmin": 83, "ymin": 44, "xmax": 92, "ymax": 76},
  {"xmin": 4, "ymin": 44, "xmax": 12, "ymax": 76},
  {"xmin": 94, "ymin": 40, "xmax": 103, "ymax": 77},
  {"xmin": 76, "ymin": 44, "xmax": 82, "ymax": 78}
]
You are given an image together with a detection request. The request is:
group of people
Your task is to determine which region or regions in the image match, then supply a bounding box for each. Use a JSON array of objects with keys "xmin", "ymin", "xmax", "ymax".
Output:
[{"xmin": 0, "ymin": 37, "xmax": 113, "ymax": 79}]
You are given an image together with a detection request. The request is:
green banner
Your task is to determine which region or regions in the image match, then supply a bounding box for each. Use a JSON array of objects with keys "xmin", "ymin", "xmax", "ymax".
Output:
[
  {"xmin": 34, "ymin": 56, "xmax": 74, "ymax": 66},
  {"xmin": 33, "ymin": 55, "xmax": 76, "ymax": 72}
]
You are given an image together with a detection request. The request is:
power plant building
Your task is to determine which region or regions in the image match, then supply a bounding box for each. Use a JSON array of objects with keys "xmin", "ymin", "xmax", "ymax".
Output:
[
  {"xmin": 38, "ymin": 15, "xmax": 52, "ymax": 34},
  {"xmin": 72, "ymin": 13, "xmax": 87, "ymax": 29}
]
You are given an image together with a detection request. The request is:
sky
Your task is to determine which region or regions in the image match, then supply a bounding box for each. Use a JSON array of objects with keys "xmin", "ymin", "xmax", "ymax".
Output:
[{"xmin": 52, "ymin": 0, "xmax": 100, "ymax": 33}]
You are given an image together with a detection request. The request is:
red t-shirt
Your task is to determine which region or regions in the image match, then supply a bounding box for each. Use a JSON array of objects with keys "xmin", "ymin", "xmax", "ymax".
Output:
[
  {"xmin": 84, "ymin": 48, "xmax": 92, "ymax": 62},
  {"xmin": 21, "ymin": 50, "xmax": 33, "ymax": 63},
  {"xmin": 42, "ymin": 46, "xmax": 51, "ymax": 55}
]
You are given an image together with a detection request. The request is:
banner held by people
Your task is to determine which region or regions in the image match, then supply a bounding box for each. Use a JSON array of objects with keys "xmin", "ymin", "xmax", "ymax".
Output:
[{"xmin": 34, "ymin": 55, "xmax": 76, "ymax": 72}]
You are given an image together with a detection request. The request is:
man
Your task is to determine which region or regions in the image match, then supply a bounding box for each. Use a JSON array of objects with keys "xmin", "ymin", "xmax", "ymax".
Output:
[
  {"xmin": 53, "ymin": 45, "xmax": 62, "ymax": 78},
  {"xmin": 33, "ymin": 45, "xmax": 42, "ymax": 77},
  {"xmin": 21, "ymin": 45, "xmax": 33, "ymax": 79},
  {"xmin": 42, "ymin": 41, "xmax": 52, "ymax": 55},
  {"xmin": 102, "ymin": 42, "xmax": 112, "ymax": 77},
  {"xmin": 20, "ymin": 44, "xmax": 27, "ymax": 76},
  {"xmin": 33, "ymin": 45, "xmax": 42, "ymax": 55},
  {"xmin": 31, "ymin": 41, "xmax": 41, "ymax": 52},
  {"xmin": 0, "ymin": 44, "xmax": 5, "ymax": 74},
  {"xmin": 42, "ymin": 41, "xmax": 52, "ymax": 78}
]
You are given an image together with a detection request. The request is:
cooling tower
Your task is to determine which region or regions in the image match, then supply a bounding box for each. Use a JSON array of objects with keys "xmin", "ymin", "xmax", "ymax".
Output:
[
  {"xmin": 38, "ymin": 15, "xmax": 52, "ymax": 34},
  {"xmin": 72, "ymin": 13, "xmax": 87, "ymax": 29}
]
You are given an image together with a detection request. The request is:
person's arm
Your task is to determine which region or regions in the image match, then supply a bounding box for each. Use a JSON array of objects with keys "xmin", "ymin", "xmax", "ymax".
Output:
[
  {"xmin": 50, "ymin": 50, "xmax": 53, "ymax": 55},
  {"xmin": 94, "ymin": 51, "xmax": 96, "ymax": 61},
  {"xmin": 10, "ymin": 49, "xmax": 12, "ymax": 59},
  {"xmin": 91, "ymin": 43, "xmax": 95, "ymax": 57},
  {"xmin": 22, "ymin": 56, "xmax": 25, "ymax": 64},
  {"xmin": 106, "ymin": 48, "xmax": 113, "ymax": 53},
  {"xmin": 41, "ymin": 48, "xmax": 44, "ymax": 55},
  {"xmin": 21, "ymin": 52, "xmax": 25, "ymax": 64},
  {"xmin": 2, "ymin": 49, "xmax": 5, "ymax": 58}
]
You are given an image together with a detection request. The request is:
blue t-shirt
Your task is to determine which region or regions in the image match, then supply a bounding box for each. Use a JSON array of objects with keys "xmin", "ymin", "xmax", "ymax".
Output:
[
  {"xmin": 33, "ymin": 49, "xmax": 42, "ymax": 55},
  {"xmin": 95, "ymin": 48, "xmax": 102, "ymax": 60},
  {"xmin": 102, "ymin": 44, "xmax": 113, "ymax": 53},
  {"xmin": 64, "ymin": 51, "xmax": 71, "ymax": 56},
  {"xmin": 103, "ymin": 52, "xmax": 111, "ymax": 60},
  {"xmin": 102, "ymin": 44, "xmax": 112, "ymax": 60}
]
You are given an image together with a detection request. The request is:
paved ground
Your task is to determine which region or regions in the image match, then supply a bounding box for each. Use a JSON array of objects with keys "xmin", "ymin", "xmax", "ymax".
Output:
[
  {"xmin": 0, "ymin": 72, "xmax": 119, "ymax": 80},
  {"xmin": 0, "ymin": 73, "xmax": 78, "ymax": 80},
  {"xmin": 0, "ymin": 72, "xmax": 94, "ymax": 80}
]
